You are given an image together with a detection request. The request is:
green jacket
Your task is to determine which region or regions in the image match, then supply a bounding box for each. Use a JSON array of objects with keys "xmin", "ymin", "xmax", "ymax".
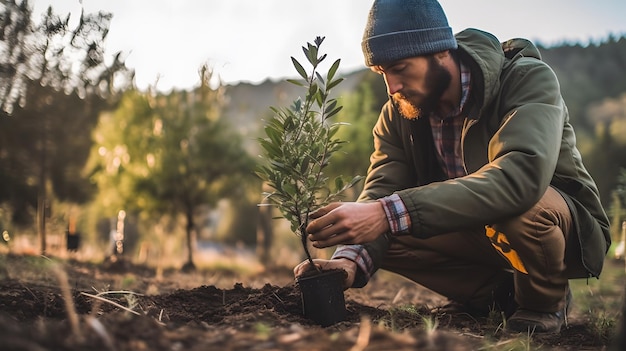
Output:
[{"xmin": 357, "ymin": 28, "xmax": 610, "ymax": 279}]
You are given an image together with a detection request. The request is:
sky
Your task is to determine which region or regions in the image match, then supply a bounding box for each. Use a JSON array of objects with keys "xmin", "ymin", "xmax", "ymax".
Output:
[{"xmin": 29, "ymin": 0, "xmax": 626, "ymax": 92}]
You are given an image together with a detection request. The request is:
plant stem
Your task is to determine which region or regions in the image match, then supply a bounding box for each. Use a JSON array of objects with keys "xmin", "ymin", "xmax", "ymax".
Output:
[{"xmin": 300, "ymin": 217, "xmax": 320, "ymax": 272}]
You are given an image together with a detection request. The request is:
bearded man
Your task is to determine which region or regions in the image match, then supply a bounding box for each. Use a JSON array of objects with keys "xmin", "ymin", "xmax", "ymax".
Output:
[{"xmin": 294, "ymin": 0, "xmax": 610, "ymax": 334}]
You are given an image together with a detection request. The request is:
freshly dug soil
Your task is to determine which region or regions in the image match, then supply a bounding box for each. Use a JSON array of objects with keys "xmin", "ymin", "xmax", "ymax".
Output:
[{"xmin": 0, "ymin": 253, "xmax": 617, "ymax": 350}]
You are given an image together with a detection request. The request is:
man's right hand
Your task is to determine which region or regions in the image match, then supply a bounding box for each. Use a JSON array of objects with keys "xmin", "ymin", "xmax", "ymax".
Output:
[{"xmin": 293, "ymin": 258, "xmax": 357, "ymax": 289}]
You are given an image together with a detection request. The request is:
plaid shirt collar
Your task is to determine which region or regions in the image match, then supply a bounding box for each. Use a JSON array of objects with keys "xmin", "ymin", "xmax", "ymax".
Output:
[{"xmin": 448, "ymin": 60, "xmax": 471, "ymax": 118}]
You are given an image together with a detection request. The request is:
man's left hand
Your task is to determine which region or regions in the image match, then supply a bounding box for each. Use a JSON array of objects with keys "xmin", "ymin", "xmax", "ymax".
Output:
[{"xmin": 306, "ymin": 202, "xmax": 389, "ymax": 248}]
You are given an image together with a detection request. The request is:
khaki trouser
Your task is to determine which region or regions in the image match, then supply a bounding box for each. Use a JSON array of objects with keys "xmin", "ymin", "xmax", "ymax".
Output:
[{"xmin": 381, "ymin": 186, "xmax": 572, "ymax": 313}]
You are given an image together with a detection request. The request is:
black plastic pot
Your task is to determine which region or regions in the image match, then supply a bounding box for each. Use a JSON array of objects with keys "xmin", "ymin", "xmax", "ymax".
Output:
[{"xmin": 296, "ymin": 269, "xmax": 346, "ymax": 327}]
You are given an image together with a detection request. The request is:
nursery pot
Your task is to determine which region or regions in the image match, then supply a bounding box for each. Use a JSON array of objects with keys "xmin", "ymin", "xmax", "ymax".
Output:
[{"xmin": 296, "ymin": 269, "xmax": 347, "ymax": 327}]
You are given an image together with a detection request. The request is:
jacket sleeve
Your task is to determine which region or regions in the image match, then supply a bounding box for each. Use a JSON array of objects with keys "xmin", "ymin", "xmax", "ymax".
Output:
[{"xmin": 399, "ymin": 57, "xmax": 566, "ymax": 237}]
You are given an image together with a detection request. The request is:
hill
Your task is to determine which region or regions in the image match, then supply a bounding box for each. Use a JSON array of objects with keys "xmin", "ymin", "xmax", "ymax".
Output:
[
  {"xmin": 222, "ymin": 68, "xmax": 377, "ymax": 153},
  {"xmin": 221, "ymin": 36, "xmax": 626, "ymax": 206},
  {"xmin": 223, "ymin": 35, "xmax": 626, "ymax": 141}
]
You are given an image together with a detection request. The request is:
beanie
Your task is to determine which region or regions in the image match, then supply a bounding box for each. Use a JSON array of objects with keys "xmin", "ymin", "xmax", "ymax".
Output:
[{"xmin": 362, "ymin": 0, "xmax": 458, "ymax": 66}]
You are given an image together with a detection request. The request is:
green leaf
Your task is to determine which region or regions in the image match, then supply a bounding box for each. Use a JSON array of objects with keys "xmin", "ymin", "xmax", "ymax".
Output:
[
  {"xmin": 259, "ymin": 138, "xmax": 281, "ymax": 157},
  {"xmin": 326, "ymin": 106, "xmax": 343, "ymax": 119},
  {"xmin": 327, "ymin": 59, "xmax": 341, "ymax": 82},
  {"xmin": 305, "ymin": 43, "xmax": 318, "ymax": 66},
  {"xmin": 349, "ymin": 175, "xmax": 365, "ymax": 187},
  {"xmin": 326, "ymin": 77, "xmax": 344, "ymax": 91},
  {"xmin": 324, "ymin": 100, "xmax": 337, "ymax": 115},
  {"xmin": 318, "ymin": 53, "xmax": 327, "ymax": 64},
  {"xmin": 293, "ymin": 98, "xmax": 302, "ymax": 112},
  {"xmin": 269, "ymin": 106, "xmax": 280, "ymax": 114},
  {"xmin": 315, "ymin": 72, "xmax": 325, "ymax": 88},
  {"xmin": 291, "ymin": 57, "xmax": 308, "ymax": 80},
  {"xmin": 286, "ymin": 79, "xmax": 305, "ymax": 87},
  {"xmin": 300, "ymin": 157, "xmax": 310, "ymax": 175},
  {"xmin": 270, "ymin": 160, "xmax": 289, "ymax": 173},
  {"xmin": 254, "ymin": 169, "xmax": 269, "ymax": 181},
  {"xmin": 328, "ymin": 124, "xmax": 340, "ymax": 138},
  {"xmin": 265, "ymin": 125, "xmax": 282, "ymax": 146},
  {"xmin": 334, "ymin": 176, "xmax": 345, "ymax": 191},
  {"xmin": 283, "ymin": 115, "xmax": 294, "ymax": 131},
  {"xmin": 283, "ymin": 181, "xmax": 297, "ymax": 196},
  {"xmin": 308, "ymin": 84, "xmax": 318, "ymax": 98}
]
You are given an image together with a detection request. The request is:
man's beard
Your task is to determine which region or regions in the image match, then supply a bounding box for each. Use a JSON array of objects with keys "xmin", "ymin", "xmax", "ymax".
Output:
[{"xmin": 392, "ymin": 56, "xmax": 451, "ymax": 120}]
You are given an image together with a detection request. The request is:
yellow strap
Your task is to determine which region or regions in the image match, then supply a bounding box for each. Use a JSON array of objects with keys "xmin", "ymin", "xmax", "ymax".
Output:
[{"xmin": 485, "ymin": 226, "xmax": 528, "ymax": 274}]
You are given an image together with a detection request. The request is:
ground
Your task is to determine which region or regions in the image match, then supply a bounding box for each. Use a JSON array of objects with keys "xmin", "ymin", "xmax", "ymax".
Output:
[{"xmin": 0, "ymin": 253, "xmax": 622, "ymax": 350}]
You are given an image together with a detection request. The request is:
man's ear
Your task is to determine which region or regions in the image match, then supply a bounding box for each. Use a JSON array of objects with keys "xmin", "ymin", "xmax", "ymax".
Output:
[{"xmin": 434, "ymin": 50, "xmax": 450, "ymax": 60}]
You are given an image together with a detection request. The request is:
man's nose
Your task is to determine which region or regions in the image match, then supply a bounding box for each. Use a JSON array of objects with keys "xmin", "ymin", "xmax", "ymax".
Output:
[{"xmin": 384, "ymin": 74, "xmax": 402, "ymax": 95}]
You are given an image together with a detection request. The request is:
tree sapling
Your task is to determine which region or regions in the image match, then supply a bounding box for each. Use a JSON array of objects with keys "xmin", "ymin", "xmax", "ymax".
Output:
[{"xmin": 256, "ymin": 36, "xmax": 363, "ymax": 268}]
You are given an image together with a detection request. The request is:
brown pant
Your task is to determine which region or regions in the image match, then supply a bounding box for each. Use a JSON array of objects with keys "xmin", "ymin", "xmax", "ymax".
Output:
[{"xmin": 381, "ymin": 186, "xmax": 572, "ymax": 313}]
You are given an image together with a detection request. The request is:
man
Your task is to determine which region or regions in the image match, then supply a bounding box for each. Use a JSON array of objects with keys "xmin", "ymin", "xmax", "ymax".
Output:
[{"xmin": 294, "ymin": 0, "xmax": 610, "ymax": 334}]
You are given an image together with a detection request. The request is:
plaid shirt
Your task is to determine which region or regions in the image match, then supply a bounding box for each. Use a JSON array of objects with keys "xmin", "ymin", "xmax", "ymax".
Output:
[
  {"xmin": 429, "ymin": 65, "xmax": 470, "ymax": 180},
  {"xmin": 332, "ymin": 61, "xmax": 472, "ymax": 284}
]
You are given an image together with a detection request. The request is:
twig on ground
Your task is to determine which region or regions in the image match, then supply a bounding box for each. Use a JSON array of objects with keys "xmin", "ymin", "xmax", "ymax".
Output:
[
  {"xmin": 391, "ymin": 287, "xmax": 405, "ymax": 305},
  {"xmin": 92, "ymin": 290, "xmax": 145, "ymax": 297},
  {"xmin": 51, "ymin": 264, "xmax": 82, "ymax": 340},
  {"xmin": 272, "ymin": 291, "xmax": 284, "ymax": 304},
  {"xmin": 18, "ymin": 281, "xmax": 38, "ymax": 301},
  {"xmin": 80, "ymin": 292, "xmax": 141, "ymax": 316}
]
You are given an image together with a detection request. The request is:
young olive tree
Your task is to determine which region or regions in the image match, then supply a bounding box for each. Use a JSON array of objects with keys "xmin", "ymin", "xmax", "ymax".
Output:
[
  {"xmin": 87, "ymin": 67, "xmax": 254, "ymax": 269},
  {"xmin": 256, "ymin": 37, "xmax": 362, "ymax": 268}
]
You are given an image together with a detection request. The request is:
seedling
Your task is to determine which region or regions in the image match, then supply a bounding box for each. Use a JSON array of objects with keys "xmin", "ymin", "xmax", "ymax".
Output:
[{"xmin": 256, "ymin": 36, "xmax": 363, "ymax": 268}]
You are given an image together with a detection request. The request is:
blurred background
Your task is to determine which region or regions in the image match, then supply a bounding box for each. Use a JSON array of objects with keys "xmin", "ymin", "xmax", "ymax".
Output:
[{"xmin": 1, "ymin": 0, "xmax": 626, "ymax": 272}]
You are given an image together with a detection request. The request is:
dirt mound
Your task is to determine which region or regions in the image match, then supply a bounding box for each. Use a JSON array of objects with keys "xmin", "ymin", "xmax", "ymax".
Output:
[{"xmin": 0, "ymin": 254, "xmax": 615, "ymax": 350}]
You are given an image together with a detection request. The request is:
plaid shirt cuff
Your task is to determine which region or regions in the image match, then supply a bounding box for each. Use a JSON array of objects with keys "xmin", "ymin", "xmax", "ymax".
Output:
[
  {"xmin": 378, "ymin": 194, "xmax": 411, "ymax": 235},
  {"xmin": 331, "ymin": 244, "xmax": 373, "ymax": 287}
]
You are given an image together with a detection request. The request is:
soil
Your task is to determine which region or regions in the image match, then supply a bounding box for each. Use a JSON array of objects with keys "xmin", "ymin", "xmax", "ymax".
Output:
[{"xmin": 0, "ymin": 253, "xmax": 618, "ymax": 351}]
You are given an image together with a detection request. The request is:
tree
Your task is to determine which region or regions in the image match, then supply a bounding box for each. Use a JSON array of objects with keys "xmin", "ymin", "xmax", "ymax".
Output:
[
  {"xmin": 584, "ymin": 123, "xmax": 626, "ymax": 207},
  {"xmin": 609, "ymin": 168, "xmax": 626, "ymax": 253},
  {"xmin": 256, "ymin": 37, "xmax": 363, "ymax": 267},
  {"xmin": 1, "ymin": 0, "xmax": 131, "ymax": 113},
  {"xmin": 87, "ymin": 67, "xmax": 254, "ymax": 270},
  {"xmin": 0, "ymin": 0, "xmax": 132, "ymax": 254}
]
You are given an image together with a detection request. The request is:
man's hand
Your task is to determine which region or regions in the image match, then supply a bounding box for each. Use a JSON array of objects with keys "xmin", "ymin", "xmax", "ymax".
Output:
[
  {"xmin": 293, "ymin": 258, "xmax": 356, "ymax": 289},
  {"xmin": 306, "ymin": 202, "xmax": 389, "ymax": 248}
]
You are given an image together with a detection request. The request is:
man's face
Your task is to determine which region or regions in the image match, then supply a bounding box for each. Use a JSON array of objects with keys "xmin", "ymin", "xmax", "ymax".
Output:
[{"xmin": 376, "ymin": 55, "xmax": 451, "ymax": 120}]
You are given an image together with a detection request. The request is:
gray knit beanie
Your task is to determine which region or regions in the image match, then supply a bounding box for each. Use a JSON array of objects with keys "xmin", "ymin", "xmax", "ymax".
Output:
[{"xmin": 362, "ymin": 0, "xmax": 458, "ymax": 66}]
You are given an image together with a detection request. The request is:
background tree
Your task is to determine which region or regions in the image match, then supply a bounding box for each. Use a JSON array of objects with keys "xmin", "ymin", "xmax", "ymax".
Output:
[
  {"xmin": 87, "ymin": 66, "xmax": 255, "ymax": 270},
  {"xmin": 540, "ymin": 36, "xmax": 626, "ymax": 134},
  {"xmin": 1, "ymin": 0, "xmax": 131, "ymax": 112},
  {"xmin": 609, "ymin": 168, "xmax": 626, "ymax": 248},
  {"xmin": 582, "ymin": 123, "xmax": 626, "ymax": 207},
  {"xmin": 0, "ymin": 0, "xmax": 132, "ymax": 253}
]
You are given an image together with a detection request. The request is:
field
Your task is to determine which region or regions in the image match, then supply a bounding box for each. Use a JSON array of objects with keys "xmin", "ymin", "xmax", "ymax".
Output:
[{"xmin": 0, "ymin": 252, "xmax": 623, "ymax": 350}]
